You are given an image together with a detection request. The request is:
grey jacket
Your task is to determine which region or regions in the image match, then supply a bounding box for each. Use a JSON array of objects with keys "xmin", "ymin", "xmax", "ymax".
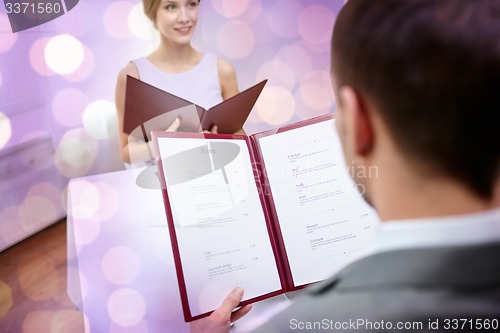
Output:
[{"xmin": 251, "ymin": 241, "xmax": 500, "ymax": 332}]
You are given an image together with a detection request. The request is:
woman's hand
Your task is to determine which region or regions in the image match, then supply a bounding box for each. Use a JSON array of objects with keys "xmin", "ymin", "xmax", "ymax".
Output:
[
  {"xmin": 166, "ymin": 117, "xmax": 181, "ymax": 132},
  {"xmin": 189, "ymin": 287, "xmax": 252, "ymax": 333},
  {"xmin": 202, "ymin": 124, "xmax": 218, "ymax": 134}
]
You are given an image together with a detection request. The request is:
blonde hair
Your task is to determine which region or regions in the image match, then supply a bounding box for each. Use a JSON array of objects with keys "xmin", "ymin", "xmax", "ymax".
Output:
[
  {"xmin": 142, "ymin": 0, "xmax": 201, "ymax": 23},
  {"xmin": 142, "ymin": 0, "xmax": 160, "ymax": 22}
]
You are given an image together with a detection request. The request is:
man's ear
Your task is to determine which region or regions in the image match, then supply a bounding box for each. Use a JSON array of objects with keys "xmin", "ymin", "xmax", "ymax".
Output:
[{"xmin": 338, "ymin": 86, "xmax": 374, "ymax": 156}]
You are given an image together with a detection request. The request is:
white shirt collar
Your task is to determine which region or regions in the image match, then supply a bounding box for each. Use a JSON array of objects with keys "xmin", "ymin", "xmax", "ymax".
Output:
[{"xmin": 371, "ymin": 208, "xmax": 500, "ymax": 254}]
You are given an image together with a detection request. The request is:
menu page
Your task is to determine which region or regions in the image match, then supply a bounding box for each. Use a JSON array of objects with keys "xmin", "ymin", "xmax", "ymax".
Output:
[
  {"xmin": 258, "ymin": 119, "xmax": 379, "ymax": 287},
  {"xmin": 157, "ymin": 137, "xmax": 282, "ymax": 318}
]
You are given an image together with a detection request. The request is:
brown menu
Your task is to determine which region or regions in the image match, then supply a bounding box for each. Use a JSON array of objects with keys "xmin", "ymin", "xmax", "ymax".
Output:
[{"xmin": 124, "ymin": 76, "xmax": 267, "ymax": 141}]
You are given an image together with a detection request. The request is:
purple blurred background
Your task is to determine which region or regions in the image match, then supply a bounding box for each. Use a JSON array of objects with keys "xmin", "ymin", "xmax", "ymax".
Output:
[{"xmin": 0, "ymin": 0, "xmax": 344, "ymax": 250}]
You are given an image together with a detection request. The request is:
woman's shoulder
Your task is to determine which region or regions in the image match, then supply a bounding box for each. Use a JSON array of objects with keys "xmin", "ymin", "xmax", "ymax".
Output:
[
  {"xmin": 216, "ymin": 56, "xmax": 236, "ymax": 81},
  {"xmin": 118, "ymin": 61, "xmax": 140, "ymax": 82}
]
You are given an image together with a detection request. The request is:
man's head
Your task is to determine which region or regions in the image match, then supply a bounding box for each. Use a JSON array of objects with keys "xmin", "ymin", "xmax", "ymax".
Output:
[{"xmin": 331, "ymin": 0, "xmax": 500, "ymax": 206}]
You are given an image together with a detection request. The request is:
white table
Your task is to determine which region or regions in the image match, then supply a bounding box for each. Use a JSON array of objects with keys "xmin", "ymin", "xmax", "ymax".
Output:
[{"xmin": 67, "ymin": 168, "xmax": 290, "ymax": 332}]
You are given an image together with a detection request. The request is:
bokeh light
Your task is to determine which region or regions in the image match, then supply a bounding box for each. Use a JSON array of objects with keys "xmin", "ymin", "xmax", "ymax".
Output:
[
  {"xmin": 26, "ymin": 183, "xmax": 63, "ymax": 210},
  {"xmin": 104, "ymin": 1, "xmax": 134, "ymax": 40},
  {"xmin": 101, "ymin": 246, "xmax": 141, "ymax": 285},
  {"xmin": 0, "ymin": 206, "xmax": 22, "ymax": 246},
  {"xmin": 0, "ymin": 112, "xmax": 12, "ymax": 149},
  {"xmin": 216, "ymin": 21, "xmax": 255, "ymax": 59},
  {"xmin": 63, "ymin": 46, "xmax": 96, "ymax": 82},
  {"xmin": 94, "ymin": 182, "xmax": 120, "ymax": 221},
  {"xmin": 69, "ymin": 180, "xmax": 100, "ymax": 220},
  {"xmin": 274, "ymin": 44, "xmax": 313, "ymax": 83},
  {"xmin": 256, "ymin": 60, "xmax": 296, "ymax": 91},
  {"xmin": 51, "ymin": 310, "xmax": 86, "ymax": 333},
  {"xmin": 298, "ymin": 5, "xmax": 335, "ymax": 45},
  {"xmin": 0, "ymin": 279, "xmax": 13, "ymax": 317},
  {"xmin": 211, "ymin": 0, "xmax": 250, "ymax": 17},
  {"xmin": 82, "ymin": 100, "xmax": 118, "ymax": 140},
  {"xmin": 107, "ymin": 288, "xmax": 146, "ymax": 327},
  {"xmin": 73, "ymin": 216, "xmax": 101, "ymax": 246},
  {"xmin": 255, "ymin": 86, "xmax": 295, "ymax": 126},
  {"xmin": 18, "ymin": 254, "xmax": 58, "ymax": 301},
  {"xmin": 22, "ymin": 311, "xmax": 54, "ymax": 333},
  {"xmin": 54, "ymin": 128, "xmax": 99, "ymax": 178},
  {"xmin": 0, "ymin": 14, "xmax": 17, "ymax": 53},
  {"xmin": 298, "ymin": 70, "xmax": 335, "ymax": 116},
  {"xmin": 44, "ymin": 34, "xmax": 85, "ymax": 75},
  {"xmin": 238, "ymin": 0, "xmax": 263, "ymax": 23},
  {"xmin": 268, "ymin": 0, "xmax": 302, "ymax": 39},
  {"xmin": 29, "ymin": 37, "xmax": 54, "ymax": 76},
  {"xmin": 19, "ymin": 195, "xmax": 58, "ymax": 234},
  {"xmin": 128, "ymin": 3, "xmax": 157, "ymax": 41},
  {"xmin": 52, "ymin": 88, "xmax": 89, "ymax": 127}
]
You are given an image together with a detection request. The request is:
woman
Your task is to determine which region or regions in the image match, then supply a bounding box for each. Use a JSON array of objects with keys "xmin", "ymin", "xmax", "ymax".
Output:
[{"xmin": 115, "ymin": 0, "xmax": 241, "ymax": 165}]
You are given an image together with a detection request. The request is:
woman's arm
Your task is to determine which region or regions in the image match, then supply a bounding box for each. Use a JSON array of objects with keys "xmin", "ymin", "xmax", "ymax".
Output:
[
  {"xmin": 217, "ymin": 58, "xmax": 245, "ymax": 135},
  {"xmin": 218, "ymin": 58, "xmax": 238, "ymax": 100},
  {"xmin": 115, "ymin": 63, "xmax": 157, "ymax": 164}
]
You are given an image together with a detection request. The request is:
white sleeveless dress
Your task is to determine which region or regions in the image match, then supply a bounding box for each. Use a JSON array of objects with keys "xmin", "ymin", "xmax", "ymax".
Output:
[
  {"xmin": 126, "ymin": 53, "xmax": 223, "ymax": 168},
  {"xmin": 131, "ymin": 52, "xmax": 223, "ymax": 109}
]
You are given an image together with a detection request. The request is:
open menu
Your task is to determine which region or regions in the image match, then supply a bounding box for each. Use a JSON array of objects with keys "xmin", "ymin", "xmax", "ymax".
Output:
[
  {"xmin": 152, "ymin": 114, "xmax": 379, "ymax": 322},
  {"xmin": 124, "ymin": 75, "xmax": 267, "ymax": 141}
]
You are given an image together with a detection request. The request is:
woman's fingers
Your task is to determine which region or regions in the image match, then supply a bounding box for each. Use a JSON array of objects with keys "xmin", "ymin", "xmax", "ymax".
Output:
[{"xmin": 166, "ymin": 117, "xmax": 181, "ymax": 132}]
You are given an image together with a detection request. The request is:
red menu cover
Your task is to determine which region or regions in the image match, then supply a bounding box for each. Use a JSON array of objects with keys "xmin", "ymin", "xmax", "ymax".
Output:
[
  {"xmin": 152, "ymin": 114, "xmax": 378, "ymax": 322},
  {"xmin": 124, "ymin": 76, "xmax": 267, "ymax": 141}
]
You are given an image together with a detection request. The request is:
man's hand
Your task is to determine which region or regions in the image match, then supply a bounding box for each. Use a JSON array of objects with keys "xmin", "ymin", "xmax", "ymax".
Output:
[{"xmin": 190, "ymin": 287, "xmax": 252, "ymax": 333}]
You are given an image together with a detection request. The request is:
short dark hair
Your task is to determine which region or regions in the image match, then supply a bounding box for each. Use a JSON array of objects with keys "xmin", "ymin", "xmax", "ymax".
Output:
[{"xmin": 332, "ymin": 0, "xmax": 500, "ymax": 199}]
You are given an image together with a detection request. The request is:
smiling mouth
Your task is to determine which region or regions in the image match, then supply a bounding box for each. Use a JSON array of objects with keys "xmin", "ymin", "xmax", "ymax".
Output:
[{"xmin": 175, "ymin": 27, "xmax": 192, "ymax": 34}]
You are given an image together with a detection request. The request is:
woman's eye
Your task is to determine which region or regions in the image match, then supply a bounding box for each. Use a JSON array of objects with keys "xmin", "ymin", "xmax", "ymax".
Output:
[
  {"xmin": 166, "ymin": 4, "xmax": 176, "ymax": 10},
  {"xmin": 188, "ymin": 1, "xmax": 198, "ymax": 8}
]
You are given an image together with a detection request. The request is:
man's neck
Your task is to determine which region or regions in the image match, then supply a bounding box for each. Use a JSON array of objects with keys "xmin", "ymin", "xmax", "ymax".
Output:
[
  {"xmin": 374, "ymin": 180, "xmax": 500, "ymax": 221},
  {"xmin": 370, "ymin": 166, "xmax": 499, "ymax": 223}
]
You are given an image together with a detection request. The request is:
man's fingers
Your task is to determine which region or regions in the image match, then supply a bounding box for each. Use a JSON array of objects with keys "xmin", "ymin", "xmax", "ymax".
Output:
[
  {"xmin": 166, "ymin": 117, "xmax": 181, "ymax": 132},
  {"xmin": 213, "ymin": 287, "xmax": 244, "ymax": 319},
  {"xmin": 189, "ymin": 288, "xmax": 251, "ymax": 333},
  {"xmin": 230, "ymin": 304, "xmax": 252, "ymax": 323}
]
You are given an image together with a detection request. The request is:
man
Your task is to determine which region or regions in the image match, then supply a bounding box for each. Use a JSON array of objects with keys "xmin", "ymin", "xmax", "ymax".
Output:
[{"xmin": 191, "ymin": 0, "xmax": 500, "ymax": 331}]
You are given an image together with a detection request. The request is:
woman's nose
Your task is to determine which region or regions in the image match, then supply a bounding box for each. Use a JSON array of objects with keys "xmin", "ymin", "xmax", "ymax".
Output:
[{"xmin": 177, "ymin": 8, "xmax": 189, "ymax": 23}]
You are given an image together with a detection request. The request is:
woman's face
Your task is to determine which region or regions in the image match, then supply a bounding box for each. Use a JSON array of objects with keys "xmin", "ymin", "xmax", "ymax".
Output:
[{"xmin": 155, "ymin": 0, "xmax": 199, "ymax": 45}]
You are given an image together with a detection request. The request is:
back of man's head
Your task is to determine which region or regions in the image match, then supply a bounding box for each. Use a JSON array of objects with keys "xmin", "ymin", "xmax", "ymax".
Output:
[{"xmin": 331, "ymin": 0, "xmax": 500, "ymax": 199}]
